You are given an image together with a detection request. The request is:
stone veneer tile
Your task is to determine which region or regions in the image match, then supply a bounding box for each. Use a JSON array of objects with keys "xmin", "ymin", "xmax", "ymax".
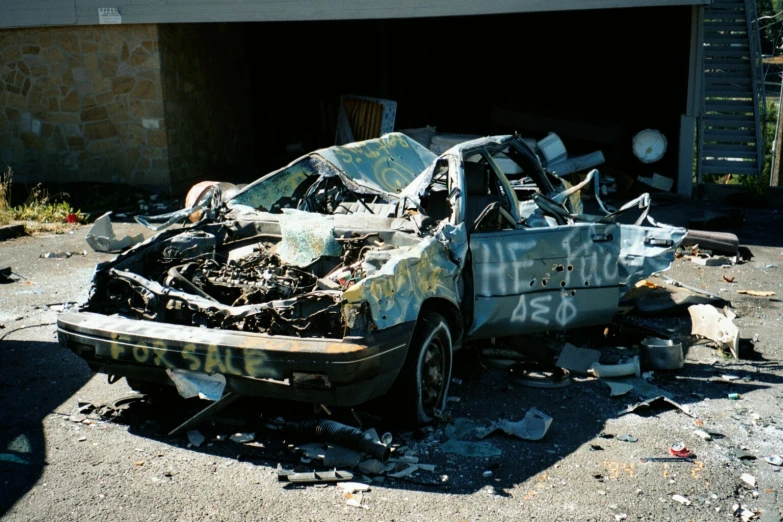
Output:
[{"xmin": 0, "ymin": 24, "xmax": 171, "ymax": 188}]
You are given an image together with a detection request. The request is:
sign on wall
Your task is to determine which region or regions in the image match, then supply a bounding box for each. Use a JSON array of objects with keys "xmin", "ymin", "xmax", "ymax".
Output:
[{"xmin": 98, "ymin": 8, "xmax": 122, "ymax": 24}]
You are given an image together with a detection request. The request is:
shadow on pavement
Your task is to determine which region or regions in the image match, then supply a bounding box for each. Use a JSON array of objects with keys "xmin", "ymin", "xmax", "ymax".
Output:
[
  {"xmin": 78, "ymin": 313, "xmax": 783, "ymax": 498},
  {"xmin": 0, "ymin": 338, "xmax": 92, "ymax": 516}
]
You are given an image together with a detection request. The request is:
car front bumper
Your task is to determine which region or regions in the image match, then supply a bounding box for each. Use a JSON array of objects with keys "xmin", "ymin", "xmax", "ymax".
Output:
[{"xmin": 57, "ymin": 312, "xmax": 413, "ymax": 406}]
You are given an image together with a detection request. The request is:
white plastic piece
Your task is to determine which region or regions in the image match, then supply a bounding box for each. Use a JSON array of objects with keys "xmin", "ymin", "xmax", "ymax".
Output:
[
  {"xmin": 688, "ymin": 304, "xmax": 740, "ymax": 359},
  {"xmin": 632, "ymin": 129, "xmax": 667, "ymax": 163},
  {"xmin": 589, "ymin": 356, "xmax": 641, "ymax": 378},
  {"xmin": 537, "ymin": 132, "xmax": 567, "ymax": 164},
  {"xmin": 86, "ymin": 212, "xmax": 143, "ymax": 252},
  {"xmin": 166, "ymin": 369, "xmax": 226, "ymax": 401}
]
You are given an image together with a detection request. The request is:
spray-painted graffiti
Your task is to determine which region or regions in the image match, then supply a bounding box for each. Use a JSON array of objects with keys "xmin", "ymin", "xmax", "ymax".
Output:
[{"xmin": 468, "ymin": 223, "xmax": 621, "ymax": 337}]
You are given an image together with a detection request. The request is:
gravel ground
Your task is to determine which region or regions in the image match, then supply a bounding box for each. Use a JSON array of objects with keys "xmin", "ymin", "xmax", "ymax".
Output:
[{"xmin": 1, "ymin": 203, "xmax": 782, "ymax": 522}]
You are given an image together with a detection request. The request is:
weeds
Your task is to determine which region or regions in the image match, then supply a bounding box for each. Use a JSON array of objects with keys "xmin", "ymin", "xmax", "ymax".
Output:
[
  {"xmin": 0, "ymin": 167, "xmax": 12, "ymax": 226},
  {"xmin": 0, "ymin": 166, "xmax": 85, "ymax": 233}
]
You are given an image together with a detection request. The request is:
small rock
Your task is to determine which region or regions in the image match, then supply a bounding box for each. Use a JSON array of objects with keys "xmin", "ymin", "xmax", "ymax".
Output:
[
  {"xmin": 483, "ymin": 470, "xmax": 493, "ymax": 478},
  {"xmin": 229, "ymin": 432, "xmax": 254, "ymax": 444},
  {"xmin": 740, "ymin": 473, "xmax": 756, "ymax": 487},
  {"xmin": 358, "ymin": 459, "xmax": 387, "ymax": 475},
  {"xmin": 693, "ymin": 430, "xmax": 712, "ymax": 441},
  {"xmin": 187, "ymin": 430, "xmax": 205, "ymax": 447},
  {"xmin": 672, "ymin": 494, "xmax": 691, "ymax": 506},
  {"xmin": 77, "ymin": 436, "xmax": 87, "ymax": 442}
]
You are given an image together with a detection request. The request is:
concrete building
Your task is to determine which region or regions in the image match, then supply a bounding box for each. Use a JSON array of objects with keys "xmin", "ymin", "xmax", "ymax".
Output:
[{"xmin": 2, "ymin": 0, "xmax": 759, "ymax": 197}]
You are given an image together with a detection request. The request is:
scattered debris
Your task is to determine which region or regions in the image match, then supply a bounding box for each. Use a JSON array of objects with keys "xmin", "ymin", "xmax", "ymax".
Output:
[
  {"xmin": 740, "ymin": 473, "xmax": 756, "ymax": 487},
  {"xmin": 86, "ymin": 212, "xmax": 144, "ymax": 252},
  {"xmin": 506, "ymin": 363, "xmax": 571, "ymax": 388},
  {"xmin": 723, "ymin": 275, "xmax": 735, "ymax": 283},
  {"xmin": 475, "ymin": 408, "xmax": 553, "ymax": 441},
  {"xmin": 641, "ymin": 338, "xmax": 684, "ymax": 371},
  {"xmin": 277, "ymin": 469, "xmax": 353, "ymax": 484},
  {"xmin": 763, "ymin": 455, "xmax": 783, "ymax": 466},
  {"xmin": 270, "ymin": 419, "xmax": 390, "ymax": 461},
  {"xmin": 482, "ymin": 470, "xmax": 493, "ymax": 478},
  {"xmin": 388, "ymin": 465, "xmax": 419, "ymax": 478},
  {"xmin": 76, "ymin": 393, "xmax": 145, "ymax": 420},
  {"xmin": 617, "ymin": 434, "xmax": 638, "ymax": 443},
  {"xmin": 229, "ymin": 432, "xmax": 255, "ymax": 444},
  {"xmin": 358, "ymin": 459, "xmax": 388, "ymax": 475},
  {"xmin": 343, "ymin": 491, "xmax": 368, "ymax": 509},
  {"xmin": 166, "ymin": 369, "xmax": 226, "ymax": 401},
  {"xmin": 187, "ymin": 430, "xmax": 205, "ymax": 447},
  {"xmin": 685, "ymin": 253, "xmax": 734, "ymax": 267},
  {"xmin": 688, "ymin": 304, "xmax": 740, "ymax": 359},
  {"xmin": 336, "ymin": 482, "xmax": 370, "ymax": 493},
  {"xmin": 736, "ymin": 290, "xmax": 775, "ymax": 297},
  {"xmin": 669, "ymin": 443, "xmax": 693, "ymax": 458},
  {"xmin": 640, "ymin": 457, "xmax": 695, "ymax": 463},
  {"xmin": 624, "ymin": 396, "xmax": 695, "ymax": 418},
  {"xmin": 671, "ymin": 494, "xmax": 691, "ymax": 506},
  {"xmin": 555, "ymin": 343, "xmax": 601, "ymax": 375},
  {"xmin": 693, "ymin": 430, "xmax": 712, "ymax": 441},
  {"xmin": 40, "ymin": 251, "xmax": 87, "ymax": 259},
  {"xmin": 712, "ymin": 374, "xmax": 740, "ymax": 383},
  {"xmin": 589, "ymin": 356, "xmax": 641, "ymax": 378},
  {"xmin": 604, "ymin": 381, "xmax": 634, "ymax": 397}
]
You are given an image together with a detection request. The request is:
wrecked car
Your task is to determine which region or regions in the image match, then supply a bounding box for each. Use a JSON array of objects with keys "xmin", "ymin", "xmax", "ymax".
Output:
[{"xmin": 57, "ymin": 132, "xmax": 686, "ymax": 425}]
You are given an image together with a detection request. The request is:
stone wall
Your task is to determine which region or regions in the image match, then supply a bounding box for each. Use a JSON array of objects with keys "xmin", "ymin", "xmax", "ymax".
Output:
[
  {"xmin": 158, "ymin": 23, "xmax": 254, "ymax": 193},
  {"xmin": 0, "ymin": 24, "xmax": 171, "ymax": 188}
]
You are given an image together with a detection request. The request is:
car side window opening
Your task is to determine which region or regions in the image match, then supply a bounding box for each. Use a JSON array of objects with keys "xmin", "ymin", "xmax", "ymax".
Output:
[
  {"xmin": 463, "ymin": 152, "xmax": 516, "ymax": 233},
  {"xmin": 419, "ymin": 159, "xmax": 453, "ymax": 222}
]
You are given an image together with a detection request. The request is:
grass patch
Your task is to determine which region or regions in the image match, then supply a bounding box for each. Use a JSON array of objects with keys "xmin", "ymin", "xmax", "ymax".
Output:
[
  {"xmin": 0, "ymin": 167, "xmax": 13, "ymax": 226},
  {"xmin": 0, "ymin": 166, "xmax": 86, "ymax": 234}
]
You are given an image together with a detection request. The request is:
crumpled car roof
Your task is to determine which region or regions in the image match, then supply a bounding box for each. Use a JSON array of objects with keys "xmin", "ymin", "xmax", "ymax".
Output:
[
  {"xmin": 315, "ymin": 132, "xmax": 437, "ymax": 194},
  {"xmin": 229, "ymin": 133, "xmax": 437, "ymax": 212}
]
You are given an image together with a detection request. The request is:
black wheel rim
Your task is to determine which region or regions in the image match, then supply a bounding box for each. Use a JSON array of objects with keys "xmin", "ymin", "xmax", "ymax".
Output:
[{"xmin": 421, "ymin": 335, "xmax": 445, "ymax": 413}]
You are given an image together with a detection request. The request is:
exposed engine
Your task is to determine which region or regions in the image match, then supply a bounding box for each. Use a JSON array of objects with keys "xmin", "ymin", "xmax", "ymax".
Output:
[{"xmin": 86, "ymin": 221, "xmax": 417, "ymax": 339}]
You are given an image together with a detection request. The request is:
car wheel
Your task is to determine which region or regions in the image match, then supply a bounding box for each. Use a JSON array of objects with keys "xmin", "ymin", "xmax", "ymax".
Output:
[{"xmin": 389, "ymin": 311, "xmax": 452, "ymax": 427}]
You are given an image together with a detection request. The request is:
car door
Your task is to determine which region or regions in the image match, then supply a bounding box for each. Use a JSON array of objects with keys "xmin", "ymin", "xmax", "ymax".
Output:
[{"xmin": 465, "ymin": 144, "xmax": 622, "ymax": 340}]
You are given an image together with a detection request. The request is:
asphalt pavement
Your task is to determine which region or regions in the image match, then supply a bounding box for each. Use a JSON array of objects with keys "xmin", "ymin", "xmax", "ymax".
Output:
[{"xmin": 1, "ymin": 202, "xmax": 782, "ymax": 522}]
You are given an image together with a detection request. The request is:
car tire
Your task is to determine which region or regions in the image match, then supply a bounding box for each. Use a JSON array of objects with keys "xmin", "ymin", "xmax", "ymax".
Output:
[{"xmin": 388, "ymin": 311, "xmax": 452, "ymax": 427}]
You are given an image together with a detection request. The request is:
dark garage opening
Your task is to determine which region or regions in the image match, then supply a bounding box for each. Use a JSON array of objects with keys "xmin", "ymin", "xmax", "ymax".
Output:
[{"xmin": 158, "ymin": 6, "xmax": 692, "ymax": 192}]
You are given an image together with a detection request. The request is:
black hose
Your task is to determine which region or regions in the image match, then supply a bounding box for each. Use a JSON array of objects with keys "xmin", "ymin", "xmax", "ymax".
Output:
[
  {"xmin": 167, "ymin": 266, "xmax": 217, "ymax": 302},
  {"xmin": 279, "ymin": 419, "xmax": 391, "ymax": 462}
]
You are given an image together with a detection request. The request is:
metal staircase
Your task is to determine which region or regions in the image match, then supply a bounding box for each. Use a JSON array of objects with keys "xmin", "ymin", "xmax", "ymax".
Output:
[{"xmin": 699, "ymin": 0, "xmax": 765, "ymax": 179}]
